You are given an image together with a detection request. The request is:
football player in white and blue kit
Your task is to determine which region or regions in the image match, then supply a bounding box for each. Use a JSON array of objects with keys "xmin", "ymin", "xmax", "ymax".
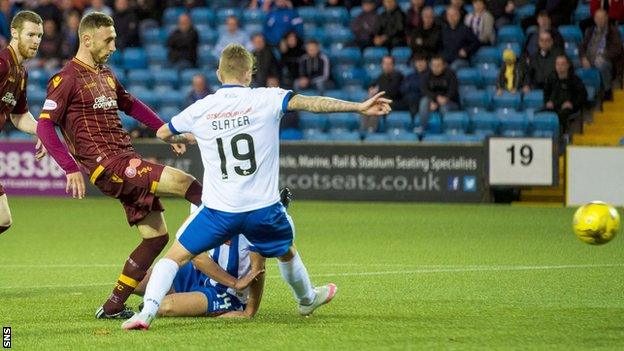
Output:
[{"xmin": 123, "ymin": 44, "xmax": 392, "ymax": 330}]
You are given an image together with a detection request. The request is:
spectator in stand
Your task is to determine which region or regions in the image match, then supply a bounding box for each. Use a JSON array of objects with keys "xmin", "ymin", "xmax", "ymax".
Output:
[
  {"xmin": 33, "ymin": 0, "xmax": 63, "ymax": 30},
  {"xmin": 0, "ymin": 0, "xmax": 17, "ymax": 46},
  {"xmin": 61, "ymin": 10, "xmax": 80, "ymax": 60},
  {"xmin": 496, "ymin": 49, "xmax": 529, "ymax": 96},
  {"xmin": 84, "ymin": 0, "xmax": 114, "ymax": 16},
  {"xmin": 441, "ymin": 0, "xmax": 468, "ymax": 24},
  {"xmin": 368, "ymin": 55, "xmax": 405, "ymax": 110},
  {"xmin": 296, "ymin": 39, "xmax": 331, "ymax": 92},
  {"xmin": 112, "ymin": 0, "xmax": 141, "ymax": 51},
  {"xmin": 263, "ymin": 0, "xmax": 304, "ymax": 47},
  {"xmin": 579, "ymin": 9, "xmax": 623, "ymax": 100},
  {"xmin": 351, "ymin": 0, "xmax": 380, "ymax": 49},
  {"xmin": 528, "ymin": 30, "xmax": 564, "ymax": 89},
  {"xmin": 215, "ymin": 15, "xmax": 252, "ymax": 54},
  {"xmin": 485, "ymin": 0, "xmax": 516, "ymax": 29},
  {"xmin": 400, "ymin": 53, "xmax": 429, "ymax": 116},
  {"xmin": 166, "ymin": 13, "xmax": 199, "ymax": 69},
  {"xmin": 418, "ymin": 55, "xmax": 459, "ymax": 134},
  {"xmin": 406, "ymin": 0, "xmax": 426, "ymax": 33},
  {"xmin": 373, "ymin": 0, "xmax": 407, "ymax": 49},
  {"xmin": 544, "ymin": 55, "xmax": 587, "ymax": 137},
  {"xmin": 440, "ymin": 6, "xmax": 480, "ymax": 71},
  {"xmin": 522, "ymin": 0, "xmax": 577, "ymax": 29},
  {"xmin": 408, "ymin": 6, "xmax": 441, "ymax": 58},
  {"xmin": 279, "ymin": 30, "xmax": 305, "ymax": 88},
  {"xmin": 464, "ymin": 0, "xmax": 495, "ymax": 45},
  {"xmin": 251, "ymin": 33, "xmax": 280, "ymax": 87},
  {"xmin": 37, "ymin": 19, "xmax": 64, "ymax": 70},
  {"xmin": 185, "ymin": 74, "xmax": 212, "ymax": 106},
  {"xmin": 523, "ymin": 11, "xmax": 564, "ymax": 58},
  {"xmin": 136, "ymin": 0, "xmax": 166, "ymax": 22},
  {"xmin": 326, "ymin": 0, "xmax": 345, "ymax": 7},
  {"xmin": 591, "ymin": 0, "xmax": 624, "ymax": 23}
]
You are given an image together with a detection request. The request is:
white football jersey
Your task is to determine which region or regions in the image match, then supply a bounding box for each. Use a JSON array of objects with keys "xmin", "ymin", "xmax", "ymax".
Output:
[
  {"xmin": 169, "ymin": 85, "xmax": 292, "ymax": 212},
  {"xmin": 206, "ymin": 234, "xmax": 251, "ymax": 304}
]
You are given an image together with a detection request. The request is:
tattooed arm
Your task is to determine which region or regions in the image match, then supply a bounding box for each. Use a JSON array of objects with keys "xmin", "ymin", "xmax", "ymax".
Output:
[{"xmin": 287, "ymin": 92, "xmax": 392, "ymax": 116}]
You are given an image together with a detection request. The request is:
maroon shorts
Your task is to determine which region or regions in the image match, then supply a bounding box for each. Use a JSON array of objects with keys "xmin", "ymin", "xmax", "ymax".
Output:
[
  {"xmin": 0, "ymin": 182, "xmax": 4, "ymax": 196},
  {"xmin": 91, "ymin": 154, "xmax": 166, "ymax": 226}
]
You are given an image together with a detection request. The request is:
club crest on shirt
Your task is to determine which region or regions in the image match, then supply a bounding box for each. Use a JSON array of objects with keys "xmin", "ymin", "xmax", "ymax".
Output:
[
  {"xmin": 106, "ymin": 76, "xmax": 115, "ymax": 90},
  {"xmin": 51, "ymin": 76, "xmax": 62, "ymax": 88}
]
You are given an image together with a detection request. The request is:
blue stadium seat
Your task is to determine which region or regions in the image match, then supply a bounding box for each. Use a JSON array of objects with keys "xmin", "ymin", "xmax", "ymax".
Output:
[
  {"xmin": 364, "ymin": 133, "xmax": 391, "ymax": 143},
  {"xmin": 492, "ymin": 92, "xmax": 521, "ymax": 110},
  {"xmin": 28, "ymin": 87, "xmax": 46, "ymax": 107},
  {"xmin": 575, "ymin": 67, "xmax": 601, "ymax": 104},
  {"xmin": 391, "ymin": 47, "xmax": 412, "ymax": 65},
  {"xmin": 151, "ymin": 69, "xmax": 180, "ymax": 89},
  {"xmin": 387, "ymin": 129, "xmax": 418, "ymax": 142},
  {"xmin": 155, "ymin": 89, "xmax": 185, "ymax": 109},
  {"xmin": 328, "ymin": 113, "xmax": 359, "ymax": 132},
  {"xmin": 131, "ymin": 87, "xmax": 158, "ymax": 109},
  {"xmin": 119, "ymin": 111, "xmax": 139, "ymax": 131},
  {"xmin": 28, "ymin": 68, "xmax": 49, "ymax": 87},
  {"xmin": 422, "ymin": 133, "xmax": 450, "ymax": 143},
  {"xmin": 329, "ymin": 130, "xmax": 361, "ymax": 142},
  {"xmin": 447, "ymin": 133, "xmax": 484, "ymax": 143},
  {"xmin": 499, "ymin": 110, "xmax": 528, "ymax": 135},
  {"xmin": 516, "ymin": 4, "xmax": 535, "ymax": 21},
  {"xmin": 127, "ymin": 69, "xmax": 152, "ymax": 88},
  {"xmin": 122, "ymin": 48, "xmax": 148, "ymax": 70},
  {"xmin": 472, "ymin": 46, "xmax": 501, "ymax": 66},
  {"xmin": 574, "ymin": 4, "xmax": 591, "ymax": 23},
  {"xmin": 364, "ymin": 64, "xmax": 382, "ymax": 82},
  {"xmin": 163, "ymin": 7, "xmax": 186, "ymax": 26},
  {"xmin": 198, "ymin": 46, "xmax": 219, "ymax": 67},
  {"xmin": 300, "ymin": 112, "xmax": 328, "ymax": 131},
  {"xmin": 158, "ymin": 106, "xmax": 180, "ymax": 122},
  {"xmin": 145, "ymin": 45, "xmax": 168, "ymax": 66},
  {"xmin": 498, "ymin": 42, "xmax": 521, "ymax": 58},
  {"xmin": 385, "ymin": 111, "xmax": 412, "ymax": 131},
  {"xmin": 457, "ymin": 68, "xmax": 482, "ymax": 87},
  {"xmin": 217, "ymin": 8, "xmax": 241, "ymax": 23},
  {"xmin": 141, "ymin": 27, "xmax": 163, "ymax": 45},
  {"xmin": 245, "ymin": 23, "xmax": 263, "ymax": 35},
  {"xmin": 442, "ymin": 111, "xmax": 470, "ymax": 134},
  {"xmin": 298, "ymin": 7, "xmax": 319, "ymax": 25},
  {"xmin": 334, "ymin": 66, "xmax": 367, "ymax": 87},
  {"xmin": 326, "ymin": 27, "xmax": 354, "ymax": 46},
  {"xmin": 303, "ymin": 130, "xmax": 331, "ymax": 141},
  {"xmin": 480, "ymin": 66, "xmax": 499, "ymax": 87},
  {"xmin": 180, "ymin": 69, "xmax": 202, "ymax": 85},
  {"xmin": 471, "ymin": 111, "xmax": 498, "ymax": 135},
  {"xmin": 350, "ymin": 6, "xmax": 362, "ymax": 19},
  {"xmin": 324, "ymin": 90, "xmax": 350, "ymax": 100},
  {"xmin": 243, "ymin": 9, "xmax": 265, "ymax": 25},
  {"xmin": 322, "ymin": 7, "xmax": 350, "ymax": 26},
  {"xmin": 619, "ymin": 26, "xmax": 624, "ymax": 41},
  {"xmin": 363, "ymin": 47, "xmax": 388, "ymax": 65},
  {"xmin": 532, "ymin": 111, "xmax": 559, "ymax": 136},
  {"xmin": 433, "ymin": 5, "xmax": 445, "ymax": 17},
  {"xmin": 559, "ymin": 25, "xmax": 583, "ymax": 44},
  {"xmin": 190, "ymin": 7, "xmax": 215, "ymax": 26},
  {"xmin": 462, "ymin": 90, "xmax": 490, "ymax": 109},
  {"xmin": 348, "ymin": 87, "xmax": 368, "ymax": 102},
  {"xmin": 280, "ymin": 128, "xmax": 304, "ymax": 141},
  {"xmin": 497, "ymin": 25, "xmax": 525, "ymax": 44},
  {"xmin": 523, "ymin": 90, "xmax": 544, "ymax": 109},
  {"xmin": 414, "ymin": 112, "xmax": 442, "ymax": 133},
  {"xmin": 198, "ymin": 29, "xmax": 218, "ymax": 46},
  {"xmin": 331, "ymin": 47, "xmax": 361, "ymax": 65}
]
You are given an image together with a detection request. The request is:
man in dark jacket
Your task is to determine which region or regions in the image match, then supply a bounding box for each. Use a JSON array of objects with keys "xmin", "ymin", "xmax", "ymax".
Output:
[
  {"xmin": 351, "ymin": 0, "xmax": 380, "ymax": 49},
  {"xmin": 579, "ymin": 9, "xmax": 624, "ymax": 98},
  {"xmin": 535, "ymin": 0, "xmax": 577, "ymax": 27},
  {"xmin": 296, "ymin": 40, "xmax": 331, "ymax": 92},
  {"xmin": 251, "ymin": 33, "xmax": 280, "ymax": 87},
  {"xmin": 528, "ymin": 30, "xmax": 563, "ymax": 89},
  {"xmin": 418, "ymin": 55, "xmax": 459, "ymax": 133},
  {"xmin": 400, "ymin": 53, "xmax": 429, "ymax": 115},
  {"xmin": 544, "ymin": 55, "xmax": 587, "ymax": 136},
  {"xmin": 373, "ymin": 0, "xmax": 407, "ymax": 49},
  {"xmin": 363, "ymin": 55, "xmax": 405, "ymax": 131},
  {"xmin": 166, "ymin": 13, "xmax": 199, "ymax": 69},
  {"xmin": 408, "ymin": 6, "xmax": 441, "ymax": 58},
  {"xmin": 113, "ymin": 0, "xmax": 140, "ymax": 50},
  {"xmin": 523, "ymin": 11, "xmax": 565, "ymax": 58},
  {"xmin": 440, "ymin": 6, "xmax": 480, "ymax": 71}
]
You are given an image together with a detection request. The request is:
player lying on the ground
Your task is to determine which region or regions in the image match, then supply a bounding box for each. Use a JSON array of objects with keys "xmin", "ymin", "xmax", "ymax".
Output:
[
  {"xmin": 122, "ymin": 43, "xmax": 391, "ymax": 330},
  {"xmin": 0, "ymin": 11, "xmax": 46, "ymax": 235},
  {"xmin": 36, "ymin": 12, "xmax": 202, "ymax": 319},
  {"xmin": 133, "ymin": 234, "xmax": 265, "ymax": 318}
]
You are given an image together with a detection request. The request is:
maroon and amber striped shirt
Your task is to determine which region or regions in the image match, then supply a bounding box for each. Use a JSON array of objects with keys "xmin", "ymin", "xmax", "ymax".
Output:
[
  {"xmin": 40, "ymin": 58, "xmax": 136, "ymax": 173},
  {"xmin": 0, "ymin": 46, "xmax": 29, "ymax": 130}
]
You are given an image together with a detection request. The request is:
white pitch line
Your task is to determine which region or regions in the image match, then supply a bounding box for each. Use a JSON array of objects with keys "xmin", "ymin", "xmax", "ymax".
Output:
[{"xmin": 0, "ymin": 264, "xmax": 622, "ymax": 290}]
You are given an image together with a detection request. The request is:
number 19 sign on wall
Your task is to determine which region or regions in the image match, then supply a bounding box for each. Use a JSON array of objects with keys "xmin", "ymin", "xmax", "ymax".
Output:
[
  {"xmin": 0, "ymin": 141, "xmax": 67, "ymax": 196},
  {"xmin": 487, "ymin": 137, "xmax": 557, "ymax": 186}
]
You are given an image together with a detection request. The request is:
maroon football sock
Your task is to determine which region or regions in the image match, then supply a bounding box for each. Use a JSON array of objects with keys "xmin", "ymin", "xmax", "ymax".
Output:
[
  {"xmin": 0, "ymin": 225, "xmax": 10, "ymax": 234},
  {"xmin": 184, "ymin": 180, "xmax": 202, "ymax": 206},
  {"xmin": 103, "ymin": 234, "xmax": 169, "ymax": 315}
]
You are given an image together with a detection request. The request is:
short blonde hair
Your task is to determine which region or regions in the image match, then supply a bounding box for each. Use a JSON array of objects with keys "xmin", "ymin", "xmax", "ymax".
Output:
[
  {"xmin": 10, "ymin": 10, "xmax": 42, "ymax": 32},
  {"xmin": 219, "ymin": 44, "xmax": 255, "ymax": 81},
  {"xmin": 79, "ymin": 12, "xmax": 114, "ymax": 37}
]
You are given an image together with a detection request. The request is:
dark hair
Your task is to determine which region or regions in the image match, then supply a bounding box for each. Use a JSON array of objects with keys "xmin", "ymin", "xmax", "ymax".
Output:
[
  {"xmin": 430, "ymin": 55, "xmax": 445, "ymax": 62},
  {"xmin": 412, "ymin": 52, "xmax": 428, "ymax": 62}
]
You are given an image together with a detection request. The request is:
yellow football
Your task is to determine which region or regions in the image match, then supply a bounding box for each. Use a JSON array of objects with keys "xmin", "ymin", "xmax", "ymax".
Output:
[{"xmin": 573, "ymin": 201, "xmax": 620, "ymax": 245}]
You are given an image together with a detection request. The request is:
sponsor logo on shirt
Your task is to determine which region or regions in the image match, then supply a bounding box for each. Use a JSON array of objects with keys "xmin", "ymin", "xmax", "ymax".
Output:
[
  {"xmin": 43, "ymin": 99, "xmax": 57, "ymax": 110},
  {"xmin": 93, "ymin": 95, "xmax": 118, "ymax": 110},
  {"xmin": 1, "ymin": 92, "xmax": 16, "ymax": 106}
]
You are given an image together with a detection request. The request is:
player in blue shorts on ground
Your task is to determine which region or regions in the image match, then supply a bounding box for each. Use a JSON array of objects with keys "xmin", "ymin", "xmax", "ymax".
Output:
[{"xmin": 123, "ymin": 44, "xmax": 392, "ymax": 330}]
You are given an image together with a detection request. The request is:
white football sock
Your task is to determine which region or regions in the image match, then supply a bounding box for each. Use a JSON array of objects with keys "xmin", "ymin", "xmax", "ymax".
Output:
[
  {"xmin": 278, "ymin": 252, "xmax": 315, "ymax": 305},
  {"xmin": 141, "ymin": 258, "xmax": 179, "ymax": 317}
]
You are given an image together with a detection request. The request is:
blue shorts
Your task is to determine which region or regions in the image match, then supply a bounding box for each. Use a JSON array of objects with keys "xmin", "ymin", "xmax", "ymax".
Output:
[
  {"xmin": 177, "ymin": 201, "xmax": 295, "ymax": 258},
  {"xmin": 172, "ymin": 262, "xmax": 245, "ymax": 315}
]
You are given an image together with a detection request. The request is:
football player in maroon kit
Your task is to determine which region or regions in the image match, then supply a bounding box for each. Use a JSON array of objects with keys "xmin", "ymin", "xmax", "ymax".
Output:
[
  {"xmin": 36, "ymin": 12, "xmax": 202, "ymax": 319},
  {"xmin": 0, "ymin": 10, "xmax": 45, "ymax": 236}
]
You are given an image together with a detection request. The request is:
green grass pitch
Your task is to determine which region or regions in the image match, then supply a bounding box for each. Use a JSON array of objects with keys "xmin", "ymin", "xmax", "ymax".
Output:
[{"xmin": 1, "ymin": 197, "xmax": 623, "ymax": 350}]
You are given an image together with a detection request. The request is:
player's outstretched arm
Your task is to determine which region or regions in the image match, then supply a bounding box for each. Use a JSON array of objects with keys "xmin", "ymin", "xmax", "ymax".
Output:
[
  {"xmin": 219, "ymin": 252, "xmax": 266, "ymax": 319},
  {"xmin": 192, "ymin": 253, "xmax": 264, "ymax": 291},
  {"xmin": 10, "ymin": 112, "xmax": 47, "ymax": 159},
  {"xmin": 287, "ymin": 91, "xmax": 392, "ymax": 116},
  {"xmin": 156, "ymin": 124, "xmax": 195, "ymax": 145}
]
